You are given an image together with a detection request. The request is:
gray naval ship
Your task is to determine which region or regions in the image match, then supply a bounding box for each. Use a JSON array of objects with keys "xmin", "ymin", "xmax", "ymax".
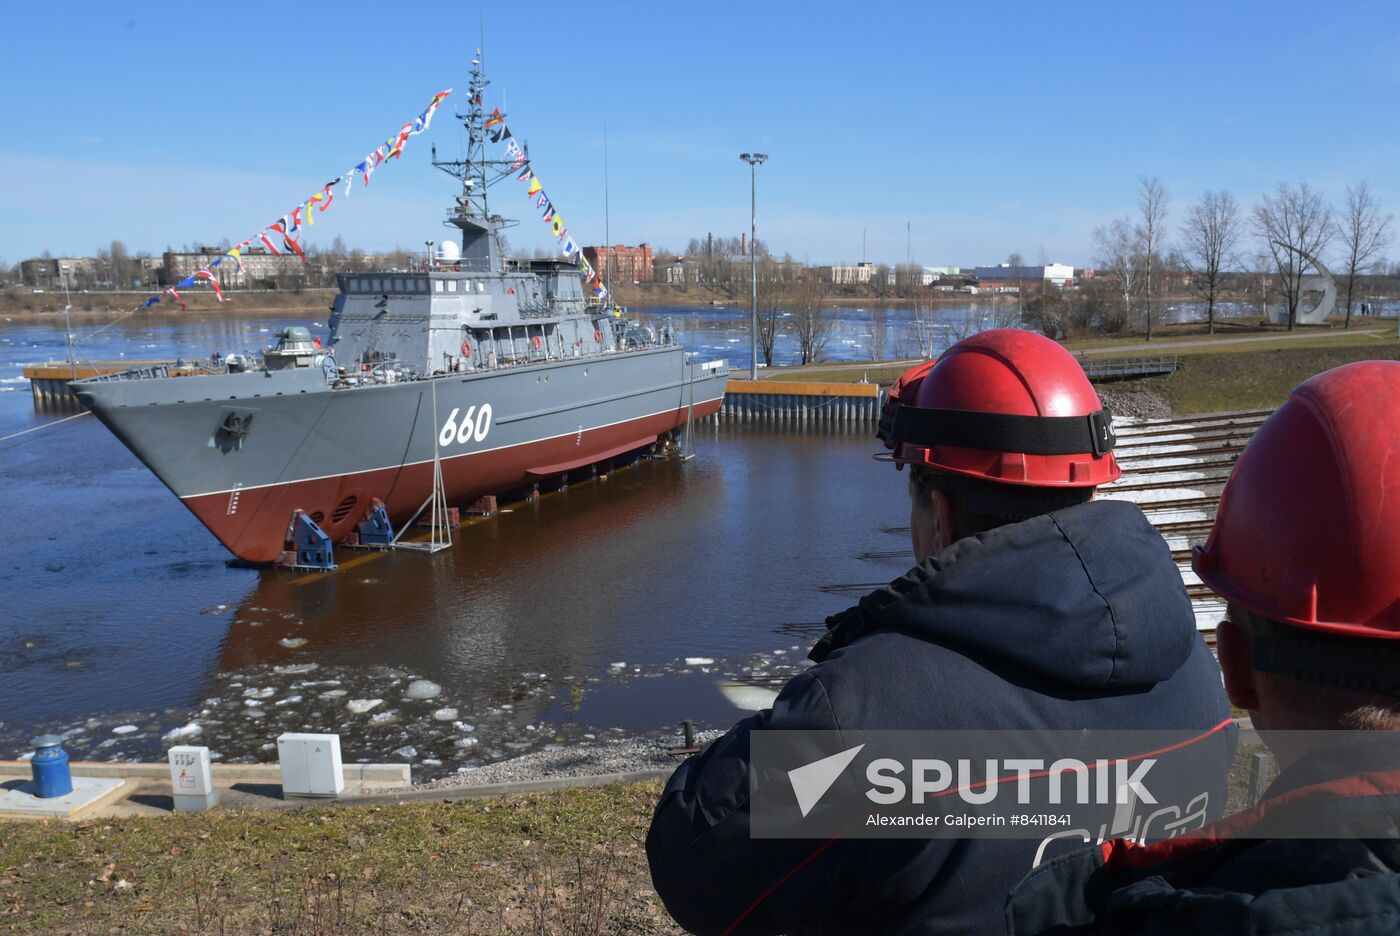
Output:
[{"xmin": 73, "ymin": 60, "xmax": 728, "ymax": 565}]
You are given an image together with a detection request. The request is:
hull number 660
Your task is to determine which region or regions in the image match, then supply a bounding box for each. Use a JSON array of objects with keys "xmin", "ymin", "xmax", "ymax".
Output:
[{"xmin": 439, "ymin": 404, "xmax": 493, "ymax": 447}]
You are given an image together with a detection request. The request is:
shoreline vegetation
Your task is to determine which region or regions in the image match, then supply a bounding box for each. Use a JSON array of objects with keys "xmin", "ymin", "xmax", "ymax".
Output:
[
  {"xmin": 6, "ymin": 282, "xmax": 1397, "ymax": 419},
  {"xmin": 0, "ymin": 282, "xmax": 1295, "ymax": 319}
]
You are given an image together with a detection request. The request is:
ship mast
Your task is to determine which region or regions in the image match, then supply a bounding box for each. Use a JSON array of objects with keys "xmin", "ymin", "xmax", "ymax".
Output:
[{"xmin": 430, "ymin": 52, "xmax": 518, "ymax": 272}]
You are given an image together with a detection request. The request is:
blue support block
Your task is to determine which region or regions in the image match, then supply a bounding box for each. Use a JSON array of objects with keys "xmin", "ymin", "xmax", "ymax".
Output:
[
  {"xmin": 357, "ymin": 499, "xmax": 394, "ymax": 547},
  {"xmin": 288, "ymin": 510, "xmax": 337, "ymax": 570}
]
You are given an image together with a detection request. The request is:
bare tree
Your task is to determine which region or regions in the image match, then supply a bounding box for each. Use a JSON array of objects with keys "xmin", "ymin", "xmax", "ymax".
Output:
[
  {"xmin": 1138, "ymin": 176, "xmax": 1169, "ymax": 341},
  {"xmin": 756, "ymin": 268, "xmax": 784, "ymax": 367},
  {"xmin": 1253, "ymin": 181, "xmax": 1335, "ymax": 331},
  {"xmin": 1339, "ymin": 181, "xmax": 1393, "ymax": 328},
  {"xmin": 108, "ymin": 240, "xmax": 130, "ymax": 289},
  {"xmin": 868, "ymin": 307, "xmax": 889, "ymax": 361},
  {"xmin": 787, "ymin": 279, "xmax": 833, "ymax": 365},
  {"xmin": 1093, "ymin": 218, "xmax": 1143, "ymax": 326},
  {"xmin": 907, "ymin": 301, "xmax": 940, "ymax": 358},
  {"xmin": 1006, "ymin": 252, "xmax": 1025, "ymax": 317},
  {"xmin": 1180, "ymin": 191, "xmax": 1243, "ymax": 334}
]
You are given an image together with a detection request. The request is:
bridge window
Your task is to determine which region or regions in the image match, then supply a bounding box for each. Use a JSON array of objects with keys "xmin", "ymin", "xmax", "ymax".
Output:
[
  {"xmin": 434, "ymin": 280, "xmax": 444, "ymax": 293},
  {"xmin": 447, "ymin": 280, "xmax": 458, "ymax": 293}
]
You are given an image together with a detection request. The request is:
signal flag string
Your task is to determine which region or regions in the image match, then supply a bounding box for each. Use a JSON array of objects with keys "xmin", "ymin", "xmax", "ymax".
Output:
[{"xmin": 122, "ymin": 86, "xmax": 453, "ymax": 316}]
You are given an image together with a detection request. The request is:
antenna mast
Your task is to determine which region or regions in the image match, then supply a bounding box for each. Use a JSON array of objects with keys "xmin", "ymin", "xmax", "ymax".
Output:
[
  {"xmin": 430, "ymin": 53, "xmax": 519, "ymax": 227},
  {"xmin": 603, "ymin": 123, "xmax": 612, "ymax": 301}
]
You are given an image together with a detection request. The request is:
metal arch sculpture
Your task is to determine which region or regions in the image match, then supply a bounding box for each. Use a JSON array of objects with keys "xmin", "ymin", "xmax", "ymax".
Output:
[{"xmin": 1269, "ymin": 241, "xmax": 1336, "ymax": 325}]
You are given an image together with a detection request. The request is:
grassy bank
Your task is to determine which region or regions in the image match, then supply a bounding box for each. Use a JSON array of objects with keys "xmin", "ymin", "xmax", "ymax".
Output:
[
  {"xmin": 1163, "ymin": 339, "xmax": 1400, "ymax": 413},
  {"xmin": 1, "ymin": 751, "xmax": 1278, "ymax": 935},
  {"xmin": 763, "ymin": 332, "xmax": 1400, "ymax": 415},
  {"xmin": 0, "ymin": 782, "xmax": 676, "ymax": 934}
]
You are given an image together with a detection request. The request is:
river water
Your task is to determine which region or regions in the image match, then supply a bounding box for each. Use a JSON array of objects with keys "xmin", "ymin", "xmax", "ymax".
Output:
[{"xmin": 0, "ymin": 309, "xmax": 927, "ymax": 776}]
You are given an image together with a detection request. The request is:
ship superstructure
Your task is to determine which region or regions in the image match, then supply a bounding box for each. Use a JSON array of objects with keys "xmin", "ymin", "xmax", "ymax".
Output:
[{"xmin": 73, "ymin": 57, "xmax": 727, "ymax": 564}]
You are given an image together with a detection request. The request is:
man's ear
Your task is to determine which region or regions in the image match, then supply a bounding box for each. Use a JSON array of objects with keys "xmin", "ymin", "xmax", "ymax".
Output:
[{"xmin": 1216, "ymin": 617, "xmax": 1260, "ymax": 712}]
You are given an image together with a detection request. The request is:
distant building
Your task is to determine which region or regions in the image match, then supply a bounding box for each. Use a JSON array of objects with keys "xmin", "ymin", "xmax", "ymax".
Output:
[
  {"xmin": 823, "ymin": 262, "xmax": 878, "ymax": 285},
  {"xmin": 163, "ymin": 248, "xmax": 305, "ymax": 288},
  {"xmin": 19, "ymin": 257, "xmax": 99, "ymax": 288},
  {"xmin": 134, "ymin": 256, "xmax": 165, "ymax": 287},
  {"xmin": 583, "ymin": 243, "xmax": 653, "ymax": 284},
  {"xmin": 972, "ymin": 263, "xmax": 1076, "ymax": 287},
  {"xmin": 659, "ymin": 255, "xmax": 703, "ymax": 285}
]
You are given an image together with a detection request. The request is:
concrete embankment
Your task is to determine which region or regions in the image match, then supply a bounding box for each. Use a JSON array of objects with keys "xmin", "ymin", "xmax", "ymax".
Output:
[{"xmin": 717, "ymin": 378, "xmax": 884, "ymax": 425}]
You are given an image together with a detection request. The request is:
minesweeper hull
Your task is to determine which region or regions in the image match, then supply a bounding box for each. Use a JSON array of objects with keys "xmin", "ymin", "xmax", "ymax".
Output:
[{"xmin": 75, "ymin": 346, "xmax": 725, "ymax": 563}]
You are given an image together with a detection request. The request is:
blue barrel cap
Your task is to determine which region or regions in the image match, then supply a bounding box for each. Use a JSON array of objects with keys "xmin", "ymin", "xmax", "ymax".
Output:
[{"xmin": 30, "ymin": 734, "xmax": 63, "ymax": 749}]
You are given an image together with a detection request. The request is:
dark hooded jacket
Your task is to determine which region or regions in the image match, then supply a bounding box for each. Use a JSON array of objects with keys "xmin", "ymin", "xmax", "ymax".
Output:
[
  {"xmin": 646, "ymin": 499, "xmax": 1232, "ymax": 935},
  {"xmin": 1005, "ymin": 733, "xmax": 1400, "ymax": 936}
]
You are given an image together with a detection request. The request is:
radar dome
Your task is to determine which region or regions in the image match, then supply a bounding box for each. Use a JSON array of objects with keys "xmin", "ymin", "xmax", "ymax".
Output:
[{"xmin": 435, "ymin": 241, "xmax": 461, "ymax": 262}]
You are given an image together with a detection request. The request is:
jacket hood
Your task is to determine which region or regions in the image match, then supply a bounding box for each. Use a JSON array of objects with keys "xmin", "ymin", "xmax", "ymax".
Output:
[{"xmin": 811, "ymin": 499, "xmax": 1195, "ymax": 690}]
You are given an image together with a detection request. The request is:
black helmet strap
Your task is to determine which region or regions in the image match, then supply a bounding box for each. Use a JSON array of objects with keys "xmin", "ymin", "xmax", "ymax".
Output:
[{"xmin": 889, "ymin": 405, "xmax": 1117, "ymax": 457}]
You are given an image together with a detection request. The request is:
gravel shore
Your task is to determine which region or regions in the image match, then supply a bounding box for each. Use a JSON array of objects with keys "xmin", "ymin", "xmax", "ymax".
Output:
[
  {"xmin": 406, "ymin": 730, "xmax": 725, "ymax": 791},
  {"xmin": 1096, "ymin": 385, "xmax": 1173, "ymax": 419}
]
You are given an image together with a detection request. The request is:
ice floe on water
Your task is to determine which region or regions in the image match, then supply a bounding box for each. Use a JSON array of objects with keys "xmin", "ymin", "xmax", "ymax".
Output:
[
  {"xmin": 404, "ymin": 679, "xmax": 441, "ymax": 700},
  {"xmin": 162, "ymin": 722, "xmax": 203, "ymax": 741},
  {"xmin": 278, "ymin": 637, "xmax": 308, "ymax": 649},
  {"xmin": 9, "ymin": 640, "xmax": 824, "ymax": 781}
]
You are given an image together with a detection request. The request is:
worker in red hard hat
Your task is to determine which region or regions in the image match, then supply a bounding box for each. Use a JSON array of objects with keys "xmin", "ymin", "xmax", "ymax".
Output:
[
  {"xmin": 1007, "ymin": 360, "xmax": 1400, "ymax": 936},
  {"xmin": 648, "ymin": 330, "xmax": 1232, "ymax": 935}
]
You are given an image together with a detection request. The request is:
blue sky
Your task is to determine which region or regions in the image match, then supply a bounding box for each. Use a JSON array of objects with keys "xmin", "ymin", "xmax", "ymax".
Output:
[{"xmin": 2, "ymin": 0, "xmax": 1398, "ymax": 268}]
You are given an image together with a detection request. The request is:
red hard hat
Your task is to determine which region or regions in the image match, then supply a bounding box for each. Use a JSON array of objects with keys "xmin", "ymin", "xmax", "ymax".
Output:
[
  {"xmin": 1193, "ymin": 361, "xmax": 1400, "ymax": 639},
  {"xmin": 877, "ymin": 329, "xmax": 1119, "ymax": 487}
]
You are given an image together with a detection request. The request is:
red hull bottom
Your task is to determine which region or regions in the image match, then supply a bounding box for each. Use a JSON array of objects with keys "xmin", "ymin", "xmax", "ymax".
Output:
[{"xmin": 182, "ymin": 400, "xmax": 721, "ymax": 563}]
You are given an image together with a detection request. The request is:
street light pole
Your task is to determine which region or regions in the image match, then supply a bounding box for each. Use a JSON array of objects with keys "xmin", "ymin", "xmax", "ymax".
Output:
[{"xmin": 739, "ymin": 152, "xmax": 767, "ymax": 380}]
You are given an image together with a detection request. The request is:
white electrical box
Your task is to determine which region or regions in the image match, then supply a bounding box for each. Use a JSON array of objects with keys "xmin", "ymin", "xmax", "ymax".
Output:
[
  {"xmin": 277, "ymin": 732, "xmax": 344, "ymax": 797},
  {"xmin": 168, "ymin": 745, "xmax": 218, "ymax": 812}
]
